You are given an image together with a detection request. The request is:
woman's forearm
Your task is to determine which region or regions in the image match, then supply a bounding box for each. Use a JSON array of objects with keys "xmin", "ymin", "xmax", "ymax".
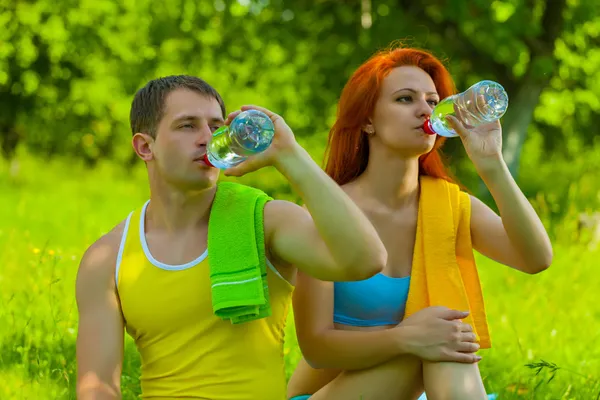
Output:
[
  {"xmin": 300, "ymin": 326, "xmax": 408, "ymax": 370},
  {"xmin": 477, "ymin": 157, "xmax": 553, "ymax": 273}
]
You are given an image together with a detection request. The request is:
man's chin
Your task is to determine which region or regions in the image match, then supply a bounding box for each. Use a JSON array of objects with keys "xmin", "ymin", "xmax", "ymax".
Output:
[
  {"xmin": 173, "ymin": 172, "xmax": 220, "ymax": 191},
  {"xmin": 192, "ymin": 175, "xmax": 220, "ymax": 189}
]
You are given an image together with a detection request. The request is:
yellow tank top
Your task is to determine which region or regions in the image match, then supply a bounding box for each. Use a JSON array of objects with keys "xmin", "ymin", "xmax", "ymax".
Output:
[{"xmin": 116, "ymin": 200, "xmax": 294, "ymax": 399}]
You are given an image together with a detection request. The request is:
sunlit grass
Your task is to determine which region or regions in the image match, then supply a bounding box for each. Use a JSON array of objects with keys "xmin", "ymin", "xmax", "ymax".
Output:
[{"xmin": 1, "ymin": 153, "xmax": 598, "ymax": 399}]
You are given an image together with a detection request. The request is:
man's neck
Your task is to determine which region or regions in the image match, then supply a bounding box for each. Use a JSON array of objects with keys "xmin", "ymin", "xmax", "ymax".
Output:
[{"xmin": 146, "ymin": 183, "xmax": 217, "ymax": 233}]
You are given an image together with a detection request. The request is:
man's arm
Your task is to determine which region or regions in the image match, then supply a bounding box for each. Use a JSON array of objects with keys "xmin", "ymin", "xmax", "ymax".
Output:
[
  {"xmin": 223, "ymin": 105, "xmax": 386, "ymax": 282},
  {"xmin": 265, "ymin": 144, "xmax": 386, "ymax": 281},
  {"xmin": 76, "ymin": 224, "xmax": 125, "ymax": 399}
]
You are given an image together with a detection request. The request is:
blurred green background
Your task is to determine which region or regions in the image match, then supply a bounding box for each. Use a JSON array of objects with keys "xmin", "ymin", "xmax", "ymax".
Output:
[{"xmin": 1, "ymin": 0, "xmax": 600, "ymax": 398}]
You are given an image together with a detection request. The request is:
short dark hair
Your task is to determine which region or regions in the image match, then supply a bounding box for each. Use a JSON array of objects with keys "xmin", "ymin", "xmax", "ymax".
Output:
[{"xmin": 129, "ymin": 75, "xmax": 226, "ymax": 137}]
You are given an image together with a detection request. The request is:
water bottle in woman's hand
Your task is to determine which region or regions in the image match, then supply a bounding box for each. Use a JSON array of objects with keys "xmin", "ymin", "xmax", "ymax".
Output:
[
  {"xmin": 423, "ymin": 80, "xmax": 509, "ymax": 138},
  {"xmin": 203, "ymin": 109, "xmax": 275, "ymax": 169}
]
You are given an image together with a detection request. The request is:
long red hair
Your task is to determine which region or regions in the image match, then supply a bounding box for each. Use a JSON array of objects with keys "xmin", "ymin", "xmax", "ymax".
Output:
[{"xmin": 324, "ymin": 44, "xmax": 458, "ymax": 185}]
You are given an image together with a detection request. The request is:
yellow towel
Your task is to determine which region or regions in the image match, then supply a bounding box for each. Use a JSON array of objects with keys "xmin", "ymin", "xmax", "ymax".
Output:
[{"xmin": 404, "ymin": 176, "xmax": 491, "ymax": 349}]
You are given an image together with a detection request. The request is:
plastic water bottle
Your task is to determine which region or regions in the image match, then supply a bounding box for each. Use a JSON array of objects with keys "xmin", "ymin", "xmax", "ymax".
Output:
[
  {"xmin": 423, "ymin": 80, "xmax": 509, "ymax": 137},
  {"xmin": 203, "ymin": 109, "xmax": 275, "ymax": 169}
]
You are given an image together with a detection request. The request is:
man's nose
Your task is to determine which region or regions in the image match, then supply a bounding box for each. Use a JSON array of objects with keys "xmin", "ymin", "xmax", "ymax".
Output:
[{"xmin": 196, "ymin": 124, "xmax": 213, "ymax": 147}]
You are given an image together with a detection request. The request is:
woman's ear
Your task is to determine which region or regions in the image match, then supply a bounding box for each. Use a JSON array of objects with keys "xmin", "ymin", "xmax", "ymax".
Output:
[
  {"xmin": 132, "ymin": 133, "xmax": 154, "ymax": 162},
  {"xmin": 362, "ymin": 120, "xmax": 375, "ymax": 136}
]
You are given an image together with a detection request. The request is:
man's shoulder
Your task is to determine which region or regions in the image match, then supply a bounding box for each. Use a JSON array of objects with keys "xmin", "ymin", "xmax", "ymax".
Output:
[
  {"xmin": 264, "ymin": 199, "xmax": 303, "ymax": 217},
  {"xmin": 263, "ymin": 199, "xmax": 308, "ymax": 238},
  {"xmin": 77, "ymin": 219, "xmax": 128, "ymax": 283}
]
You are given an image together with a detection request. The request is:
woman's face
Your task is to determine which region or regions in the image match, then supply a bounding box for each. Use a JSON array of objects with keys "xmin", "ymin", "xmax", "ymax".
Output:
[{"xmin": 366, "ymin": 66, "xmax": 440, "ymax": 157}]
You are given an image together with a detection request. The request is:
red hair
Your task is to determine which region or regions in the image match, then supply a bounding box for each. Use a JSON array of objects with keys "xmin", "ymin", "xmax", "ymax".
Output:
[{"xmin": 324, "ymin": 44, "xmax": 458, "ymax": 185}]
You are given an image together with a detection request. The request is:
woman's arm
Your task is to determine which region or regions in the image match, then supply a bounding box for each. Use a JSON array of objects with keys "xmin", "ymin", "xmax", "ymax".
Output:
[
  {"xmin": 445, "ymin": 115, "xmax": 553, "ymax": 274},
  {"xmin": 293, "ymin": 271, "xmax": 481, "ymax": 371},
  {"xmin": 469, "ymin": 159, "xmax": 553, "ymax": 274}
]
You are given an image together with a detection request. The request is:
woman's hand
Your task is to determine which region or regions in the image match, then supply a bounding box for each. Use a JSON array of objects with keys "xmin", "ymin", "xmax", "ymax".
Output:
[
  {"xmin": 395, "ymin": 306, "xmax": 482, "ymax": 363},
  {"xmin": 446, "ymin": 101, "xmax": 504, "ymax": 173}
]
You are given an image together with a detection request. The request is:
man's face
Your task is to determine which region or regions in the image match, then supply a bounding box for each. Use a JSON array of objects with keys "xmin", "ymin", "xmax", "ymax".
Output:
[{"xmin": 143, "ymin": 88, "xmax": 224, "ymax": 190}]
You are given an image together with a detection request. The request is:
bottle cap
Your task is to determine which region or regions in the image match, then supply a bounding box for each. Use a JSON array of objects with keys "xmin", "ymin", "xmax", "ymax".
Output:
[
  {"xmin": 423, "ymin": 117, "xmax": 437, "ymax": 135},
  {"xmin": 203, "ymin": 154, "xmax": 215, "ymax": 167}
]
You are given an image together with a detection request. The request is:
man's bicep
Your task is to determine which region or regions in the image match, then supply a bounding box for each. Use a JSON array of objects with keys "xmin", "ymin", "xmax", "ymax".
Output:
[
  {"xmin": 265, "ymin": 201, "xmax": 340, "ymax": 280},
  {"xmin": 75, "ymin": 242, "xmax": 125, "ymax": 397}
]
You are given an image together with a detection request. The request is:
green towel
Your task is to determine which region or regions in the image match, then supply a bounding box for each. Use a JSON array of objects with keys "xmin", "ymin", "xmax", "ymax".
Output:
[{"xmin": 207, "ymin": 181, "xmax": 273, "ymax": 324}]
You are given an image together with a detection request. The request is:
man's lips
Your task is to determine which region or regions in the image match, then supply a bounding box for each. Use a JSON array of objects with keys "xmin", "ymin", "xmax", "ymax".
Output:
[
  {"xmin": 194, "ymin": 154, "xmax": 216, "ymax": 168},
  {"xmin": 193, "ymin": 155, "xmax": 208, "ymax": 164}
]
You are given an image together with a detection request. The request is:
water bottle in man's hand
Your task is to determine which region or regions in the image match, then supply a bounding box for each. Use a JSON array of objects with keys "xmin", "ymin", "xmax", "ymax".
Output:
[{"xmin": 204, "ymin": 109, "xmax": 275, "ymax": 169}]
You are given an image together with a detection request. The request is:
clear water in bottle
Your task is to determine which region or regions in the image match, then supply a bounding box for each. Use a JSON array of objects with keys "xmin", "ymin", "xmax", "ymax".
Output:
[
  {"xmin": 204, "ymin": 109, "xmax": 275, "ymax": 169},
  {"xmin": 424, "ymin": 80, "xmax": 509, "ymax": 137}
]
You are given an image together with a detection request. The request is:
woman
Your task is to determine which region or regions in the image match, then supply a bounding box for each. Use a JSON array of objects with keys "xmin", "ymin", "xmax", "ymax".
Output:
[{"xmin": 286, "ymin": 45, "xmax": 552, "ymax": 400}]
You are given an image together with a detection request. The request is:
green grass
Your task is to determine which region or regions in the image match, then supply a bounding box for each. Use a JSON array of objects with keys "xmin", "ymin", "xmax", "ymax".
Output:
[{"xmin": 1, "ymin": 153, "xmax": 599, "ymax": 399}]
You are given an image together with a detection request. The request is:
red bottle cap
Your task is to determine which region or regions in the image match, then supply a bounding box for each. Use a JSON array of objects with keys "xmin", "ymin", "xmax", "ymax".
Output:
[
  {"xmin": 423, "ymin": 117, "xmax": 436, "ymax": 135},
  {"xmin": 203, "ymin": 154, "xmax": 214, "ymax": 167}
]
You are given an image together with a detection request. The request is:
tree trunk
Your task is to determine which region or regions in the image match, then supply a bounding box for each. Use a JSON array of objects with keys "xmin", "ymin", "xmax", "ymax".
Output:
[
  {"xmin": 501, "ymin": 72, "xmax": 546, "ymax": 178},
  {"xmin": 0, "ymin": 124, "xmax": 20, "ymax": 160}
]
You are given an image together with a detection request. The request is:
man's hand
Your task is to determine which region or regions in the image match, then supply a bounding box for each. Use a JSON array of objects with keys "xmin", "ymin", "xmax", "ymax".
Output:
[{"xmin": 222, "ymin": 105, "xmax": 300, "ymax": 177}]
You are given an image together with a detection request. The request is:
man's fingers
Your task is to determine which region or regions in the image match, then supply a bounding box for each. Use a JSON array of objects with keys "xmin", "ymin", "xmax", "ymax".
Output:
[
  {"xmin": 460, "ymin": 323, "xmax": 474, "ymax": 333},
  {"xmin": 223, "ymin": 156, "xmax": 266, "ymax": 177},
  {"xmin": 223, "ymin": 162, "xmax": 252, "ymax": 177},
  {"xmin": 240, "ymin": 104, "xmax": 277, "ymax": 119},
  {"xmin": 225, "ymin": 110, "xmax": 242, "ymax": 125},
  {"xmin": 224, "ymin": 163, "xmax": 255, "ymax": 177},
  {"xmin": 223, "ymin": 166, "xmax": 244, "ymax": 177}
]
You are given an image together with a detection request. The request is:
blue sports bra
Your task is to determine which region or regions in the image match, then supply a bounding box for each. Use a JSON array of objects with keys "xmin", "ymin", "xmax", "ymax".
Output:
[{"xmin": 333, "ymin": 273, "xmax": 411, "ymax": 327}]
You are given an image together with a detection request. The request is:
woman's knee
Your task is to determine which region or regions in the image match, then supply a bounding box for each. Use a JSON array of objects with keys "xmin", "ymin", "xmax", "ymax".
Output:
[
  {"xmin": 425, "ymin": 387, "xmax": 487, "ymax": 400},
  {"xmin": 308, "ymin": 355, "xmax": 424, "ymax": 400},
  {"xmin": 422, "ymin": 361, "xmax": 487, "ymax": 400}
]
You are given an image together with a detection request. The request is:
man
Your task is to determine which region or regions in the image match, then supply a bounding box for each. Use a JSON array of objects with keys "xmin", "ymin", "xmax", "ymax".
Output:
[{"xmin": 75, "ymin": 75, "xmax": 387, "ymax": 399}]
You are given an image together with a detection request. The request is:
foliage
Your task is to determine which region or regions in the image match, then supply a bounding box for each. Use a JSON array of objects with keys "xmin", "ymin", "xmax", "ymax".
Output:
[{"xmin": 1, "ymin": 0, "xmax": 599, "ymax": 179}]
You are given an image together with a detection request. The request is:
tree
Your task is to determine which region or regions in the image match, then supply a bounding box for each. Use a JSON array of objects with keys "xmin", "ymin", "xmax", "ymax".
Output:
[{"xmin": 1, "ymin": 0, "xmax": 598, "ymax": 182}]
